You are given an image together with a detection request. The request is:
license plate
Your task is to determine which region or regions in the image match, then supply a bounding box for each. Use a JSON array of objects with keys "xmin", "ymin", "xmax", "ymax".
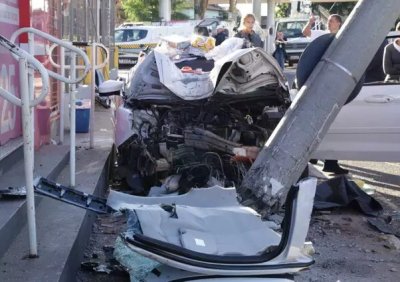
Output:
[{"xmin": 119, "ymin": 59, "xmax": 137, "ymax": 64}]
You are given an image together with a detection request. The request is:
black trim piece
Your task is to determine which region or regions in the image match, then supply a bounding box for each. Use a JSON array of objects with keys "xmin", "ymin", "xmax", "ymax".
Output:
[
  {"xmin": 126, "ymin": 185, "xmax": 301, "ymax": 264},
  {"xmin": 125, "ymin": 235, "xmax": 314, "ymax": 271},
  {"xmin": 363, "ymin": 81, "xmax": 399, "ymax": 86},
  {"xmin": 34, "ymin": 177, "xmax": 111, "ymax": 214},
  {"xmin": 169, "ymin": 273, "xmax": 294, "ymax": 282},
  {"xmin": 72, "ymin": 41, "xmax": 90, "ymax": 47}
]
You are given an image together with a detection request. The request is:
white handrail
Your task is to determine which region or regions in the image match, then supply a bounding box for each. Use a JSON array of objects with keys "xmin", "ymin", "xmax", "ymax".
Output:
[
  {"xmin": 0, "ymin": 34, "xmax": 49, "ymax": 107},
  {"xmin": 70, "ymin": 53, "xmax": 77, "ymax": 187},
  {"xmin": 48, "ymin": 42, "xmax": 109, "ymax": 70},
  {"xmin": 10, "ymin": 28, "xmax": 91, "ymax": 84},
  {"xmin": 1, "ymin": 29, "xmax": 93, "ymax": 256},
  {"xmin": 0, "ymin": 33, "xmax": 52, "ymax": 257},
  {"xmin": 10, "ymin": 28, "xmax": 92, "ymax": 188}
]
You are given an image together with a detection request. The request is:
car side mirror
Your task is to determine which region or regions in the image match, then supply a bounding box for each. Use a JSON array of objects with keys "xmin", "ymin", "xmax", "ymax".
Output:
[{"xmin": 98, "ymin": 80, "xmax": 124, "ymax": 97}]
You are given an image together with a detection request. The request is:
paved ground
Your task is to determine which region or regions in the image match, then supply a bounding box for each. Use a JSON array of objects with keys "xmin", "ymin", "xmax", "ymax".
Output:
[
  {"xmin": 76, "ymin": 160, "xmax": 400, "ymax": 281},
  {"xmin": 286, "ymin": 60, "xmax": 400, "ymax": 281},
  {"xmin": 297, "ymin": 160, "xmax": 400, "ymax": 282}
]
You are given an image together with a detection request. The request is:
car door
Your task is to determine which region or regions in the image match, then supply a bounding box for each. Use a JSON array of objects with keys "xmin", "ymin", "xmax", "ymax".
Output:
[{"xmin": 313, "ymin": 81, "xmax": 400, "ymax": 161}]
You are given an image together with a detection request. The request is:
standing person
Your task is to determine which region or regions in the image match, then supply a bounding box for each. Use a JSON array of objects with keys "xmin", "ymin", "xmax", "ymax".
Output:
[
  {"xmin": 302, "ymin": 14, "xmax": 342, "ymax": 41},
  {"xmin": 214, "ymin": 25, "xmax": 227, "ymax": 46},
  {"xmin": 234, "ymin": 13, "xmax": 264, "ymax": 48},
  {"xmin": 304, "ymin": 13, "xmax": 348, "ymax": 174},
  {"xmin": 383, "ymin": 22, "xmax": 400, "ymax": 82},
  {"xmin": 273, "ymin": 31, "xmax": 287, "ymax": 70}
]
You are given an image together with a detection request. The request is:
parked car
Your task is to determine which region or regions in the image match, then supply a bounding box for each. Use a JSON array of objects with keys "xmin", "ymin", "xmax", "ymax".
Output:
[
  {"xmin": 115, "ymin": 24, "xmax": 193, "ymax": 66},
  {"xmin": 275, "ymin": 17, "xmax": 324, "ymax": 66},
  {"xmin": 300, "ymin": 32, "xmax": 400, "ymax": 162}
]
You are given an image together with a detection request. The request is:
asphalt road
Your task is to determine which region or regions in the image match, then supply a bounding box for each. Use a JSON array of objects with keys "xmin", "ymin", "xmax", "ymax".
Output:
[{"xmin": 284, "ymin": 66, "xmax": 297, "ymax": 87}]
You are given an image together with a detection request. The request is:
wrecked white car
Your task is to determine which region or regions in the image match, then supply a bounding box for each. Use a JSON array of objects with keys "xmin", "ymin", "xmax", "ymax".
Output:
[
  {"xmin": 105, "ymin": 39, "xmax": 316, "ymax": 281},
  {"xmin": 115, "ymin": 40, "xmax": 290, "ymax": 195}
]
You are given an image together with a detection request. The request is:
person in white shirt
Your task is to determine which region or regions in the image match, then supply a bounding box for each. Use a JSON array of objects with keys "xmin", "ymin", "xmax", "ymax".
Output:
[{"xmin": 302, "ymin": 14, "xmax": 342, "ymax": 40}]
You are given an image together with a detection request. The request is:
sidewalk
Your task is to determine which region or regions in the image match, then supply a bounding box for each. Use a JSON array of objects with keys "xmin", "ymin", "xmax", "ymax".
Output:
[{"xmin": 0, "ymin": 104, "xmax": 115, "ymax": 282}]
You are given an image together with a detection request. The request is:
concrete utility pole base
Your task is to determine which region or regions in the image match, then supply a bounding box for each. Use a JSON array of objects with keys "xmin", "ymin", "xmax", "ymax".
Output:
[{"xmin": 238, "ymin": 0, "xmax": 400, "ymax": 216}]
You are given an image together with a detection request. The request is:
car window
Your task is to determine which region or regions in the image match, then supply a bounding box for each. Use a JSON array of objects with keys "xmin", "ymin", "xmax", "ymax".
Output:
[
  {"xmin": 115, "ymin": 29, "xmax": 148, "ymax": 42},
  {"xmin": 277, "ymin": 21, "xmax": 307, "ymax": 38}
]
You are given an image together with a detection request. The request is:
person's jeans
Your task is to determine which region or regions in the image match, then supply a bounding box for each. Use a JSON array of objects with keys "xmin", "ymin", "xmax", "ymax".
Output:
[{"xmin": 274, "ymin": 49, "xmax": 285, "ymax": 70}]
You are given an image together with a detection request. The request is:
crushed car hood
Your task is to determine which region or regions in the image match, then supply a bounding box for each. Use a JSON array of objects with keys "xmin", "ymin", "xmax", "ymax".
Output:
[{"xmin": 126, "ymin": 47, "xmax": 288, "ymax": 104}]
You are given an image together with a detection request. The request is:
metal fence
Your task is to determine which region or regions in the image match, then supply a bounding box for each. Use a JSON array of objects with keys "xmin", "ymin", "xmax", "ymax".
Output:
[{"xmin": 61, "ymin": 0, "xmax": 116, "ymax": 68}]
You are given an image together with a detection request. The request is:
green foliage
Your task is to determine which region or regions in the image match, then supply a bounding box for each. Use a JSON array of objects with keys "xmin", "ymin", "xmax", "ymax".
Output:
[
  {"xmin": 311, "ymin": 2, "xmax": 356, "ymax": 17},
  {"xmin": 122, "ymin": 0, "xmax": 158, "ymax": 21},
  {"xmin": 115, "ymin": 1, "xmax": 127, "ymax": 24},
  {"xmin": 121, "ymin": 0, "xmax": 189, "ymax": 22},
  {"xmin": 275, "ymin": 3, "xmax": 290, "ymax": 18}
]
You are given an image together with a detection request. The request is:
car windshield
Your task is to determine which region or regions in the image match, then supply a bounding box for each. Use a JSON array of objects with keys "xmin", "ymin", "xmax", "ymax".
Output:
[
  {"xmin": 115, "ymin": 29, "xmax": 148, "ymax": 42},
  {"xmin": 277, "ymin": 21, "xmax": 307, "ymax": 38}
]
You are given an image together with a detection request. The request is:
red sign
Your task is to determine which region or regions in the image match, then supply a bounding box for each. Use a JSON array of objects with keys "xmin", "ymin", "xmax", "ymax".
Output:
[{"xmin": 0, "ymin": 0, "xmax": 22, "ymax": 145}]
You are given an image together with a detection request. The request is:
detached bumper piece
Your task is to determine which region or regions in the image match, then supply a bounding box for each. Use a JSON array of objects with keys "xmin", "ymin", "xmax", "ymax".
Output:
[
  {"xmin": 0, "ymin": 186, "xmax": 27, "ymax": 198},
  {"xmin": 120, "ymin": 178, "xmax": 317, "ymax": 278},
  {"xmin": 34, "ymin": 177, "xmax": 111, "ymax": 214}
]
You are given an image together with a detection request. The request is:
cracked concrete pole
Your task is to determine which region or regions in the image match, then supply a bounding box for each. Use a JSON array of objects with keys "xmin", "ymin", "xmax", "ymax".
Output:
[{"xmin": 238, "ymin": 0, "xmax": 400, "ymax": 215}]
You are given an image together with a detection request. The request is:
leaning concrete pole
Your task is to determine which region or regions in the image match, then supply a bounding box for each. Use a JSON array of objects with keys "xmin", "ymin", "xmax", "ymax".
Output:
[
  {"xmin": 159, "ymin": 0, "xmax": 171, "ymax": 22},
  {"xmin": 266, "ymin": 0, "xmax": 275, "ymax": 54},
  {"xmin": 252, "ymin": 0, "xmax": 261, "ymax": 24},
  {"xmin": 239, "ymin": 0, "xmax": 400, "ymax": 215}
]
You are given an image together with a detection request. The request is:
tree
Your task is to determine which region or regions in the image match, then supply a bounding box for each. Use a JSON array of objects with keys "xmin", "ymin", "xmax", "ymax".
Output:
[
  {"xmin": 275, "ymin": 3, "xmax": 290, "ymax": 18},
  {"xmin": 311, "ymin": 2, "xmax": 356, "ymax": 18},
  {"xmin": 122, "ymin": 0, "xmax": 189, "ymax": 22},
  {"xmin": 194, "ymin": 0, "xmax": 208, "ymax": 19},
  {"xmin": 115, "ymin": 1, "xmax": 127, "ymax": 25},
  {"xmin": 229, "ymin": 0, "xmax": 236, "ymax": 13}
]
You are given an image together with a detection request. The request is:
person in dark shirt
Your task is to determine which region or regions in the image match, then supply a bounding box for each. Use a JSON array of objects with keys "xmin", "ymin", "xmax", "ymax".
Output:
[
  {"xmin": 273, "ymin": 31, "xmax": 287, "ymax": 69},
  {"xmin": 383, "ymin": 22, "xmax": 400, "ymax": 82},
  {"xmin": 234, "ymin": 13, "xmax": 263, "ymax": 48},
  {"xmin": 214, "ymin": 25, "xmax": 227, "ymax": 46},
  {"xmin": 365, "ymin": 39, "xmax": 388, "ymax": 83}
]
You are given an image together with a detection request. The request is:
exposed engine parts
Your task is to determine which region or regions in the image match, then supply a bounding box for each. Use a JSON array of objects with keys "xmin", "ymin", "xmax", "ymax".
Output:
[{"xmin": 117, "ymin": 101, "xmax": 287, "ymax": 195}]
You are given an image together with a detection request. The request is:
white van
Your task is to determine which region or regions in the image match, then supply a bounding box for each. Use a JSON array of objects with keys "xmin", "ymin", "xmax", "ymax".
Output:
[{"xmin": 115, "ymin": 25, "xmax": 193, "ymax": 66}]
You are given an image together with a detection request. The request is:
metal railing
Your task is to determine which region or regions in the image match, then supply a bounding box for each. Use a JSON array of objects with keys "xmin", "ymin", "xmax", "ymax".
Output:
[
  {"xmin": 48, "ymin": 42, "xmax": 110, "ymax": 151},
  {"xmin": 0, "ymin": 28, "xmax": 90, "ymax": 257}
]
